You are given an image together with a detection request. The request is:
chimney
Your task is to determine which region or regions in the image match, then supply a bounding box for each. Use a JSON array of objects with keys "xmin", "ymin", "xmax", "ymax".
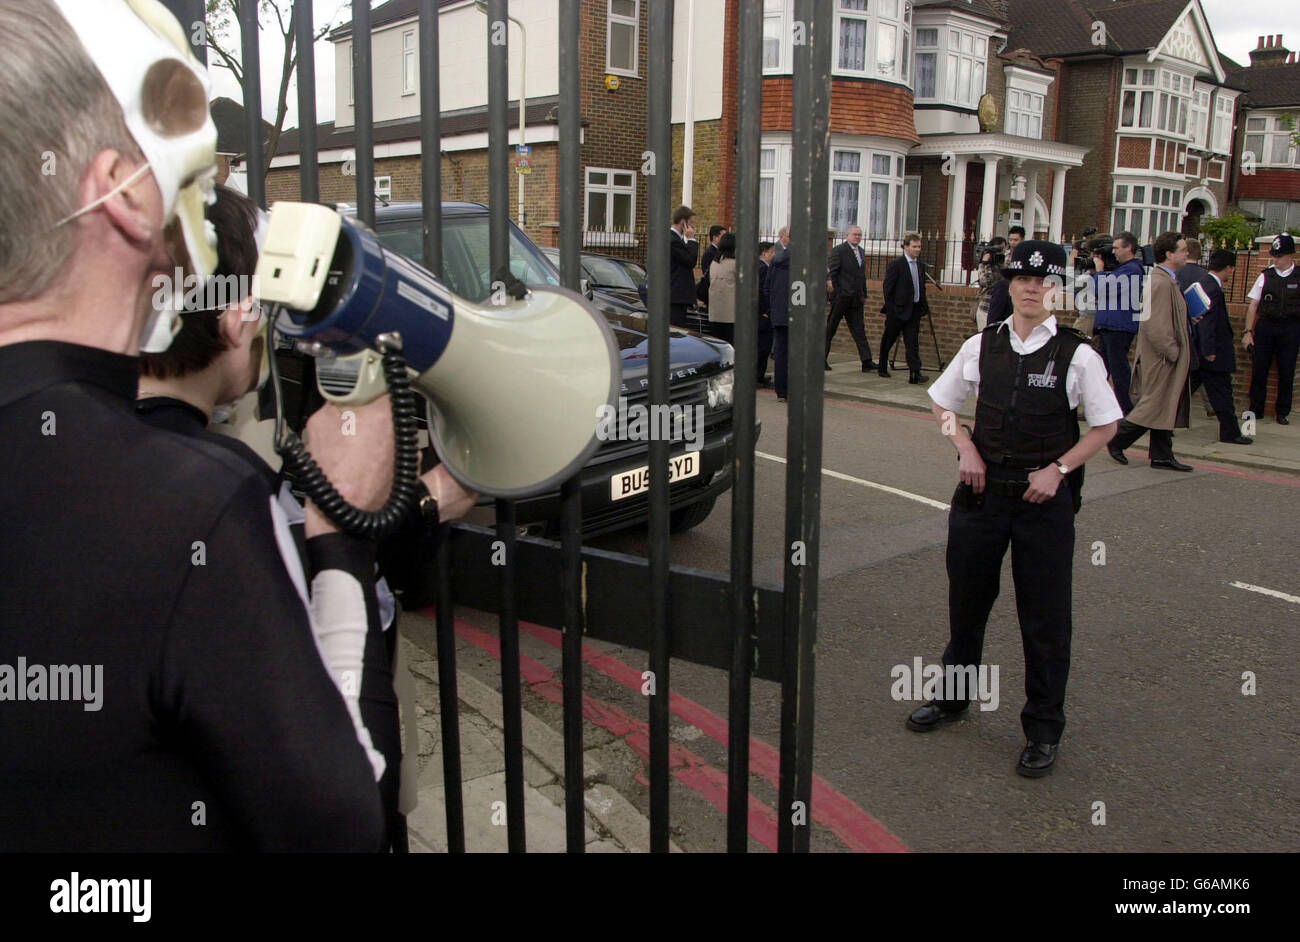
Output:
[{"xmin": 1249, "ymin": 33, "xmax": 1292, "ymax": 68}]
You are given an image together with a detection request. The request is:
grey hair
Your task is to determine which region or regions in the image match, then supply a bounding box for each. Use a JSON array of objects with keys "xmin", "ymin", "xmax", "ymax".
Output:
[{"xmin": 0, "ymin": 0, "xmax": 141, "ymax": 303}]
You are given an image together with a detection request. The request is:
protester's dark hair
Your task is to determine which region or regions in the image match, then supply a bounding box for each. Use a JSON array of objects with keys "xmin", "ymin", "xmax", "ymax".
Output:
[
  {"xmin": 672, "ymin": 205, "xmax": 695, "ymax": 225},
  {"xmin": 1008, "ymin": 225, "xmax": 1026, "ymax": 238},
  {"xmin": 1208, "ymin": 248, "xmax": 1237, "ymax": 272},
  {"xmin": 717, "ymin": 232, "xmax": 735, "ymax": 258},
  {"xmin": 1114, "ymin": 231, "xmax": 1138, "ymax": 252},
  {"xmin": 758, "ymin": 241, "xmax": 774, "ymax": 253},
  {"xmin": 709, "ymin": 225, "xmax": 727, "ymax": 241},
  {"xmin": 140, "ymin": 185, "xmax": 261, "ymax": 380},
  {"xmin": 1153, "ymin": 231, "xmax": 1185, "ymax": 263}
]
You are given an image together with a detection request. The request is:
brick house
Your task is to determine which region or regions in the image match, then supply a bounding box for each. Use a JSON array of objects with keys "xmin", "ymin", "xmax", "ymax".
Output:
[
  {"xmin": 1003, "ymin": 0, "xmax": 1244, "ymax": 244},
  {"xmin": 1228, "ymin": 34, "xmax": 1300, "ymax": 235}
]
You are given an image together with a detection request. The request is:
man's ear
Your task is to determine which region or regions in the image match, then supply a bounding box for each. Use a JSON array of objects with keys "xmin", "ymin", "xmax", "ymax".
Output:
[
  {"xmin": 219, "ymin": 297, "xmax": 257, "ymax": 348},
  {"xmin": 84, "ymin": 150, "xmax": 157, "ymax": 244}
]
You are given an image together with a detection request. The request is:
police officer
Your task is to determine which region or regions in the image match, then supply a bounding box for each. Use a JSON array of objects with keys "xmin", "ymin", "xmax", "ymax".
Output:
[
  {"xmin": 1244, "ymin": 234, "xmax": 1299, "ymax": 426},
  {"xmin": 907, "ymin": 240, "xmax": 1123, "ymax": 778}
]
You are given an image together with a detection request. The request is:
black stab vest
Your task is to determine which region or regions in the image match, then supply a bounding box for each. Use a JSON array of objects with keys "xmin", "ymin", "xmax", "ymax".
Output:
[
  {"xmin": 1257, "ymin": 267, "xmax": 1300, "ymax": 320},
  {"xmin": 972, "ymin": 324, "xmax": 1085, "ymax": 469}
]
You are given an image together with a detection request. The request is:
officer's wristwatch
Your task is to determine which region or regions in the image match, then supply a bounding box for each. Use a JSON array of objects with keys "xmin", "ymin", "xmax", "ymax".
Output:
[
  {"xmin": 415, "ymin": 479, "xmax": 440, "ymax": 528},
  {"xmin": 1054, "ymin": 460, "xmax": 1071, "ymax": 476}
]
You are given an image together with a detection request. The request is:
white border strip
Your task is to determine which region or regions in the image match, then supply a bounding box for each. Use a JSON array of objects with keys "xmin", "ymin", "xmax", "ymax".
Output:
[
  {"xmin": 1228, "ymin": 581, "xmax": 1300, "ymax": 605},
  {"xmin": 756, "ymin": 452, "xmax": 951, "ymax": 511}
]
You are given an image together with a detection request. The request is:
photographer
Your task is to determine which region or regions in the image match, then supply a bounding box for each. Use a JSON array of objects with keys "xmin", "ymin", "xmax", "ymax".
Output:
[
  {"xmin": 1090, "ymin": 231, "xmax": 1144, "ymax": 414},
  {"xmin": 0, "ymin": 0, "xmax": 388, "ymax": 851},
  {"xmin": 973, "ymin": 237, "xmax": 1011, "ymax": 330}
]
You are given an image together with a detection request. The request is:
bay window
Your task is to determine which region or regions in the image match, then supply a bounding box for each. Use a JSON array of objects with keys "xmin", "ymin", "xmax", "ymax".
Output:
[
  {"xmin": 1189, "ymin": 87, "xmax": 1209, "ymax": 149},
  {"xmin": 763, "ymin": 138, "xmax": 907, "ymax": 241},
  {"xmin": 1112, "ymin": 182, "xmax": 1182, "ymax": 244},
  {"xmin": 913, "ymin": 23, "xmax": 986, "ymax": 107},
  {"xmin": 1210, "ymin": 95, "xmax": 1234, "ymax": 154},
  {"xmin": 766, "ymin": 0, "xmax": 912, "ymax": 84}
]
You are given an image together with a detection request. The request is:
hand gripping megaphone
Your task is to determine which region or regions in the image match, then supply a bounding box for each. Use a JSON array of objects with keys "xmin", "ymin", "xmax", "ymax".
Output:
[{"xmin": 253, "ymin": 201, "xmax": 619, "ymax": 528}]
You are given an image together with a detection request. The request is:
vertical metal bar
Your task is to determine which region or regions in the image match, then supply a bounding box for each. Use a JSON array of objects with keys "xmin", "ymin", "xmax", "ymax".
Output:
[
  {"xmin": 434, "ymin": 529, "xmax": 465, "ymax": 853},
  {"xmin": 294, "ymin": 0, "xmax": 319, "ymax": 204},
  {"xmin": 239, "ymin": 0, "xmax": 264, "ymax": 209},
  {"xmin": 777, "ymin": 0, "xmax": 831, "ymax": 854},
  {"xmin": 557, "ymin": 0, "xmax": 586, "ymax": 854},
  {"xmin": 727, "ymin": 0, "xmax": 762, "ymax": 854},
  {"xmin": 494, "ymin": 500, "xmax": 526, "ymax": 852},
  {"xmin": 645, "ymin": 0, "xmax": 673, "ymax": 854},
  {"xmin": 419, "ymin": 0, "xmax": 442, "ymax": 276},
  {"xmin": 487, "ymin": 0, "xmax": 509, "ymax": 283},
  {"xmin": 352, "ymin": 0, "xmax": 374, "ymax": 228}
]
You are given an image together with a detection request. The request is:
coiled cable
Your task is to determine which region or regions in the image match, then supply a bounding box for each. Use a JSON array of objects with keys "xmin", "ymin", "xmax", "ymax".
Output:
[{"xmin": 268, "ymin": 326, "xmax": 421, "ymax": 539}]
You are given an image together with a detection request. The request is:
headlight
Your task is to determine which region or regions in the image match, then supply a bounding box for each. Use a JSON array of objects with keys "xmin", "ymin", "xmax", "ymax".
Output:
[{"xmin": 706, "ymin": 369, "xmax": 734, "ymax": 410}]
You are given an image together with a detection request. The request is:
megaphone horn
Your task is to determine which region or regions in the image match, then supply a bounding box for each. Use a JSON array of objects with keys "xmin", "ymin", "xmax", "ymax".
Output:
[{"xmin": 254, "ymin": 201, "xmax": 619, "ymax": 498}]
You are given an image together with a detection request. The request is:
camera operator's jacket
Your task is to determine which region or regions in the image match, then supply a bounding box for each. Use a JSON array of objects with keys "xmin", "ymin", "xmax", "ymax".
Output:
[
  {"xmin": 1127, "ymin": 265, "xmax": 1194, "ymax": 430},
  {"xmin": 1091, "ymin": 257, "xmax": 1144, "ymax": 332}
]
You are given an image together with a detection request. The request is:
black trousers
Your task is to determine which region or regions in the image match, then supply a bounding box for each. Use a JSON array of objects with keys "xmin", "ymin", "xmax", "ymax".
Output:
[
  {"xmin": 1248, "ymin": 318, "xmax": 1300, "ymax": 419},
  {"xmin": 880, "ymin": 314, "xmax": 921, "ymax": 372},
  {"xmin": 670, "ymin": 303, "xmax": 691, "ymax": 328},
  {"xmin": 1096, "ymin": 329, "xmax": 1136, "ymax": 414},
  {"xmin": 824, "ymin": 294, "xmax": 873, "ymax": 364},
  {"xmin": 757, "ymin": 322, "xmax": 774, "ymax": 380},
  {"xmin": 940, "ymin": 481, "xmax": 1075, "ymax": 744},
  {"xmin": 710, "ymin": 321, "xmax": 734, "ymax": 345},
  {"xmin": 773, "ymin": 326, "xmax": 789, "ymax": 399},
  {"xmin": 1190, "ymin": 369, "xmax": 1243, "ymax": 441},
  {"xmin": 1110, "ymin": 417, "xmax": 1175, "ymax": 461}
]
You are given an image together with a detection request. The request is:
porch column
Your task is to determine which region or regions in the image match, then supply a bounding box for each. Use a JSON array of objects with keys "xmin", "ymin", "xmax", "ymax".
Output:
[
  {"xmin": 945, "ymin": 154, "xmax": 970, "ymax": 282},
  {"xmin": 1023, "ymin": 167, "xmax": 1039, "ymax": 235},
  {"xmin": 979, "ymin": 157, "xmax": 1000, "ymax": 242},
  {"xmin": 1049, "ymin": 167, "xmax": 1067, "ymax": 242}
]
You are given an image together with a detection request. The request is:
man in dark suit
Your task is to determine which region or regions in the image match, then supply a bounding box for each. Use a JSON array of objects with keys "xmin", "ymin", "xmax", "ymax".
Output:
[
  {"xmin": 1184, "ymin": 249, "xmax": 1252, "ymax": 444},
  {"xmin": 768, "ymin": 226, "xmax": 792, "ymax": 401},
  {"xmin": 756, "ymin": 240, "xmax": 775, "ymax": 386},
  {"xmin": 669, "ymin": 205, "xmax": 699, "ymax": 328},
  {"xmin": 824, "ymin": 225, "xmax": 875, "ymax": 372},
  {"xmin": 879, "ymin": 233, "xmax": 929, "ymax": 383}
]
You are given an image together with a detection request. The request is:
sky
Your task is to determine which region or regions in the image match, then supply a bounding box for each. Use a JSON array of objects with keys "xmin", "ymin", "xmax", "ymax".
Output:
[{"xmin": 209, "ymin": 0, "xmax": 1290, "ymax": 132}]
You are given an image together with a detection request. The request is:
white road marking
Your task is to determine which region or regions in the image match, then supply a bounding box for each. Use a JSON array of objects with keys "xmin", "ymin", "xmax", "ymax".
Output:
[
  {"xmin": 755, "ymin": 451, "xmax": 951, "ymax": 511},
  {"xmin": 1228, "ymin": 581, "xmax": 1300, "ymax": 605}
]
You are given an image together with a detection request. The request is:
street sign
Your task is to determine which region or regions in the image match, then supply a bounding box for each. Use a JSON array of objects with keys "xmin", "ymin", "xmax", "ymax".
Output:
[
  {"xmin": 516, "ymin": 154, "xmax": 531, "ymax": 175},
  {"xmin": 516, "ymin": 144, "xmax": 531, "ymax": 155}
]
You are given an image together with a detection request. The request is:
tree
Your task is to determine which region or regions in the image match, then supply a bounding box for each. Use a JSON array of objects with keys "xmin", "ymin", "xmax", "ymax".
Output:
[
  {"xmin": 204, "ymin": 0, "xmax": 345, "ymax": 177},
  {"xmin": 1198, "ymin": 213, "xmax": 1257, "ymax": 250}
]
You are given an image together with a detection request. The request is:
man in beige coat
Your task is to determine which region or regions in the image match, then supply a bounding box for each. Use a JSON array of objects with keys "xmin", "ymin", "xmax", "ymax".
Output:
[
  {"xmin": 707, "ymin": 232, "xmax": 737, "ymax": 345},
  {"xmin": 1107, "ymin": 232, "xmax": 1196, "ymax": 470}
]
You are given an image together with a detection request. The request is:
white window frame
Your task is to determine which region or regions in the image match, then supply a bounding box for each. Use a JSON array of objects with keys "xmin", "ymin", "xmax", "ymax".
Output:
[
  {"xmin": 606, "ymin": 0, "xmax": 639, "ymax": 78},
  {"xmin": 583, "ymin": 167, "xmax": 637, "ymax": 246},
  {"xmin": 767, "ymin": 0, "xmax": 913, "ymax": 86},
  {"xmin": 1243, "ymin": 113, "xmax": 1300, "ymax": 168},
  {"xmin": 402, "ymin": 29, "xmax": 416, "ymax": 97},
  {"xmin": 1188, "ymin": 85, "xmax": 1209, "ymax": 150},
  {"xmin": 764, "ymin": 136, "xmax": 906, "ymax": 244},
  {"xmin": 1006, "ymin": 88, "xmax": 1044, "ymax": 139},
  {"xmin": 1205, "ymin": 156, "xmax": 1226, "ymax": 182},
  {"xmin": 375, "ymin": 175, "xmax": 392, "ymax": 199},
  {"xmin": 1210, "ymin": 95, "xmax": 1235, "ymax": 154},
  {"xmin": 762, "ymin": 0, "xmax": 791, "ymax": 73},
  {"xmin": 913, "ymin": 20, "xmax": 987, "ymax": 108},
  {"xmin": 1111, "ymin": 182, "xmax": 1183, "ymax": 244},
  {"xmin": 1118, "ymin": 64, "xmax": 1192, "ymax": 138}
]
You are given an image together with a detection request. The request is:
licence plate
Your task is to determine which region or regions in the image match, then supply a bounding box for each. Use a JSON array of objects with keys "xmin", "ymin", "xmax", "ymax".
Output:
[{"xmin": 610, "ymin": 451, "xmax": 701, "ymax": 502}]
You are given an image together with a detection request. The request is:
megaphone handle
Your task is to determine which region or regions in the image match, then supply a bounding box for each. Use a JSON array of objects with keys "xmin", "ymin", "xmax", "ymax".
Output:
[{"xmin": 275, "ymin": 344, "xmax": 423, "ymax": 540}]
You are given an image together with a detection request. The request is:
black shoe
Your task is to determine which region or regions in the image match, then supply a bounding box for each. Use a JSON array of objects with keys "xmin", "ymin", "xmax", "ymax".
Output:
[
  {"xmin": 1016, "ymin": 741, "xmax": 1059, "ymax": 778},
  {"xmin": 878, "ymin": 367, "xmax": 890, "ymax": 378},
  {"xmin": 1221, "ymin": 435, "xmax": 1253, "ymax": 445},
  {"xmin": 905, "ymin": 701, "xmax": 968, "ymax": 732},
  {"xmin": 757, "ymin": 376, "xmax": 773, "ymax": 388},
  {"xmin": 1150, "ymin": 458, "xmax": 1194, "ymax": 472},
  {"xmin": 862, "ymin": 361, "xmax": 877, "ymax": 372},
  {"xmin": 908, "ymin": 371, "xmax": 925, "ymax": 384},
  {"xmin": 1108, "ymin": 444, "xmax": 1128, "ymax": 465},
  {"xmin": 1279, "ymin": 415, "xmax": 1291, "ymax": 426},
  {"xmin": 824, "ymin": 362, "xmax": 832, "ymax": 371}
]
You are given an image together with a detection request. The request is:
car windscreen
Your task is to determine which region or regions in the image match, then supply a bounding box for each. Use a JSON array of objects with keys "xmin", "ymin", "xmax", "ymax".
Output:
[
  {"xmin": 582, "ymin": 255, "xmax": 638, "ymax": 290},
  {"xmin": 373, "ymin": 214, "xmax": 559, "ymax": 304},
  {"xmin": 618, "ymin": 260, "xmax": 646, "ymax": 283}
]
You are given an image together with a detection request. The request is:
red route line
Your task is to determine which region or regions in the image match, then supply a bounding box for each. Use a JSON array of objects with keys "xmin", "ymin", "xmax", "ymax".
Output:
[
  {"xmin": 818, "ymin": 397, "xmax": 1300, "ymax": 488},
  {"xmin": 441, "ymin": 610, "xmax": 909, "ymax": 852},
  {"xmin": 439, "ymin": 614, "xmax": 780, "ymax": 850}
]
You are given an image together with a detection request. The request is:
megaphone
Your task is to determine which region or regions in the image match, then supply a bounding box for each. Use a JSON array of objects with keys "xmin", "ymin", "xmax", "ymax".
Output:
[{"xmin": 254, "ymin": 201, "xmax": 619, "ymax": 498}]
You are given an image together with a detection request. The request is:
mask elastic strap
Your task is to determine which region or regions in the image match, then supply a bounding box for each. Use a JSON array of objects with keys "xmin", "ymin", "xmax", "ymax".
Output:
[{"xmin": 51, "ymin": 162, "xmax": 154, "ymax": 229}]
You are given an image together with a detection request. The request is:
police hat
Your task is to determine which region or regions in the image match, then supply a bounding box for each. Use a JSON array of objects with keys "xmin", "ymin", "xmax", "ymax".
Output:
[
  {"xmin": 1270, "ymin": 234, "xmax": 1296, "ymax": 257},
  {"xmin": 1001, "ymin": 239, "xmax": 1069, "ymax": 279}
]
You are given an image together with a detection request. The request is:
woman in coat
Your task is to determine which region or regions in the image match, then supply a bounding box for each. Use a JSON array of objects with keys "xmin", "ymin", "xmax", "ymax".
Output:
[{"xmin": 707, "ymin": 232, "xmax": 737, "ymax": 345}]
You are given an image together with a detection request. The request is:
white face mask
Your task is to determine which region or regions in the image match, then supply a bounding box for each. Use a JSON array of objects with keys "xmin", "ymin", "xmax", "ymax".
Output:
[{"xmin": 52, "ymin": 0, "xmax": 219, "ymax": 352}]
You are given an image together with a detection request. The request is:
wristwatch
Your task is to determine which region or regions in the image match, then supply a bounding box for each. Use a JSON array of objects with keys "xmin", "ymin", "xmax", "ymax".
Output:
[
  {"xmin": 1054, "ymin": 460, "xmax": 1070, "ymax": 476},
  {"xmin": 415, "ymin": 479, "xmax": 440, "ymax": 529}
]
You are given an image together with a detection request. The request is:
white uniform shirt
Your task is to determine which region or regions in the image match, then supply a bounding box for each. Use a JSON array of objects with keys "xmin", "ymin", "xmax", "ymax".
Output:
[
  {"xmin": 1247, "ymin": 263, "xmax": 1296, "ymax": 301},
  {"xmin": 928, "ymin": 315, "xmax": 1124, "ymax": 427}
]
